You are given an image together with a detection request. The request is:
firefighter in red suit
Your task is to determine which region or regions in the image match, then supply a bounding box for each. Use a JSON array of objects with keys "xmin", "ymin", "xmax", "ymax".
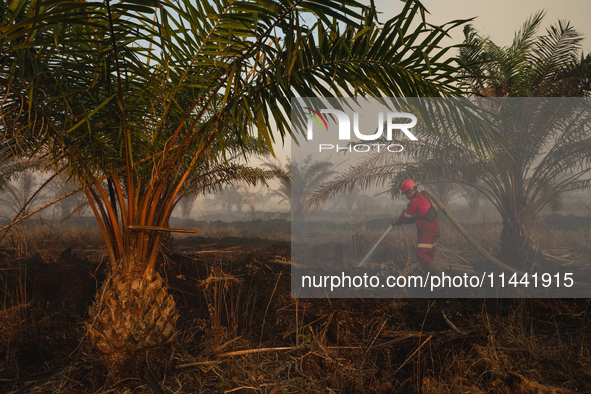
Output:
[{"xmin": 392, "ymin": 180, "xmax": 442, "ymax": 274}]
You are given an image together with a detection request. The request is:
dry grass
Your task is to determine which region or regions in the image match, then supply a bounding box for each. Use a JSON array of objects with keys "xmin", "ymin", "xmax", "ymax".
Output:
[
  {"xmin": 1, "ymin": 220, "xmax": 591, "ymax": 393},
  {"xmin": 1, "ymin": 221, "xmax": 105, "ymax": 263},
  {"xmin": 0, "ymin": 264, "xmax": 30, "ymax": 375},
  {"xmin": 172, "ymin": 221, "xmax": 291, "ymax": 242}
]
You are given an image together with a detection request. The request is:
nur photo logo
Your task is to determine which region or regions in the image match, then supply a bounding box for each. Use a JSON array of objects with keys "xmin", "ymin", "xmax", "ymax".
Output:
[{"xmin": 303, "ymin": 107, "xmax": 418, "ymax": 153}]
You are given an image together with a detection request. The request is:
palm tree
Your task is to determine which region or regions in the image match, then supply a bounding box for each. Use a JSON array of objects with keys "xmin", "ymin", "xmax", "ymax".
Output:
[
  {"xmin": 0, "ymin": 166, "xmax": 41, "ymax": 219},
  {"xmin": 458, "ymin": 12, "xmax": 591, "ymax": 97},
  {"xmin": 258, "ymin": 191, "xmax": 275, "ymax": 213},
  {"xmin": 176, "ymin": 143, "xmax": 277, "ymax": 219},
  {"xmin": 218, "ymin": 184, "xmax": 245, "ymax": 213},
  {"xmin": 458, "ymin": 13, "xmax": 591, "ymax": 263},
  {"xmin": 0, "ymin": 0, "xmax": 494, "ymax": 368},
  {"xmin": 458, "ymin": 182, "xmax": 484, "ymax": 220},
  {"xmin": 48, "ymin": 173, "xmax": 88, "ymax": 221},
  {"xmin": 309, "ymin": 14, "xmax": 591, "ymax": 268},
  {"xmin": 177, "ymin": 194, "xmax": 196, "ymax": 219},
  {"xmin": 265, "ymin": 156, "xmax": 336, "ymax": 219},
  {"xmin": 239, "ymin": 184, "xmax": 266, "ymax": 218}
]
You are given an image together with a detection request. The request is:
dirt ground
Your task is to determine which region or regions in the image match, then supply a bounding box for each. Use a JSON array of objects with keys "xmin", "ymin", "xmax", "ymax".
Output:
[{"xmin": 1, "ymin": 219, "xmax": 591, "ymax": 393}]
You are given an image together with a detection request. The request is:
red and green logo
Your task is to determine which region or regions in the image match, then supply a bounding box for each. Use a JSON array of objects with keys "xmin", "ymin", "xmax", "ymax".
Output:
[{"xmin": 304, "ymin": 107, "xmax": 328, "ymax": 131}]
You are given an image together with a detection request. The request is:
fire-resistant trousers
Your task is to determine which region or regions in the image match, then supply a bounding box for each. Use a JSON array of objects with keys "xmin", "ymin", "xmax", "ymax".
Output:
[{"xmin": 416, "ymin": 235, "xmax": 438, "ymax": 269}]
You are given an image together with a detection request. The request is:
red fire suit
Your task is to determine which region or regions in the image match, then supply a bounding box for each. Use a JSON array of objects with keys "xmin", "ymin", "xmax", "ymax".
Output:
[{"xmin": 395, "ymin": 192, "xmax": 440, "ymax": 269}]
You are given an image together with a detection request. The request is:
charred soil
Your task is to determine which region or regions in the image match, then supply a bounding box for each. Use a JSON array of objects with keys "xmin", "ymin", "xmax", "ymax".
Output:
[{"xmin": 1, "ymin": 229, "xmax": 591, "ymax": 393}]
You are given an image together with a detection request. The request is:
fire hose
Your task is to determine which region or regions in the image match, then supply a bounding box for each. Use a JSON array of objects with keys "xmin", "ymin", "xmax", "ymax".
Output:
[
  {"xmin": 420, "ymin": 190, "xmax": 525, "ymax": 276},
  {"xmin": 424, "ymin": 190, "xmax": 587, "ymax": 290},
  {"xmin": 358, "ymin": 190, "xmax": 588, "ymax": 291},
  {"xmin": 358, "ymin": 207, "xmax": 406, "ymax": 267},
  {"xmin": 358, "ymin": 191, "xmax": 525, "ymax": 275}
]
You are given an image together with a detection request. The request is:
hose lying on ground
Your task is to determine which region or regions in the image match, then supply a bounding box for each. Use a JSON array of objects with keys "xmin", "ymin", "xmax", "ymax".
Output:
[
  {"xmin": 424, "ymin": 189, "xmax": 589, "ymax": 291},
  {"xmin": 422, "ymin": 189, "xmax": 525, "ymax": 276}
]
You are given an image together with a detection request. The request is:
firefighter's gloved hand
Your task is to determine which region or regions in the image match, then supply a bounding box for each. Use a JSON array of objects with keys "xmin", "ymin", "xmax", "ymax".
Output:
[{"xmin": 392, "ymin": 218, "xmax": 399, "ymax": 226}]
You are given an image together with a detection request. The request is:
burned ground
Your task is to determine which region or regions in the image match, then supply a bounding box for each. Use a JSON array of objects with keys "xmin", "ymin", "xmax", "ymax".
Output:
[{"xmin": 1, "ymin": 220, "xmax": 591, "ymax": 393}]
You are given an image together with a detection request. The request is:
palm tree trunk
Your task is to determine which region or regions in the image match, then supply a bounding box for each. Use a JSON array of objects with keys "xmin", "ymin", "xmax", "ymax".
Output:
[
  {"xmin": 87, "ymin": 269, "xmax": 178, "ymax": 357},
  {"xmin": 500, "ymin": 199, "xmax": 540, "ymax": 269}
]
